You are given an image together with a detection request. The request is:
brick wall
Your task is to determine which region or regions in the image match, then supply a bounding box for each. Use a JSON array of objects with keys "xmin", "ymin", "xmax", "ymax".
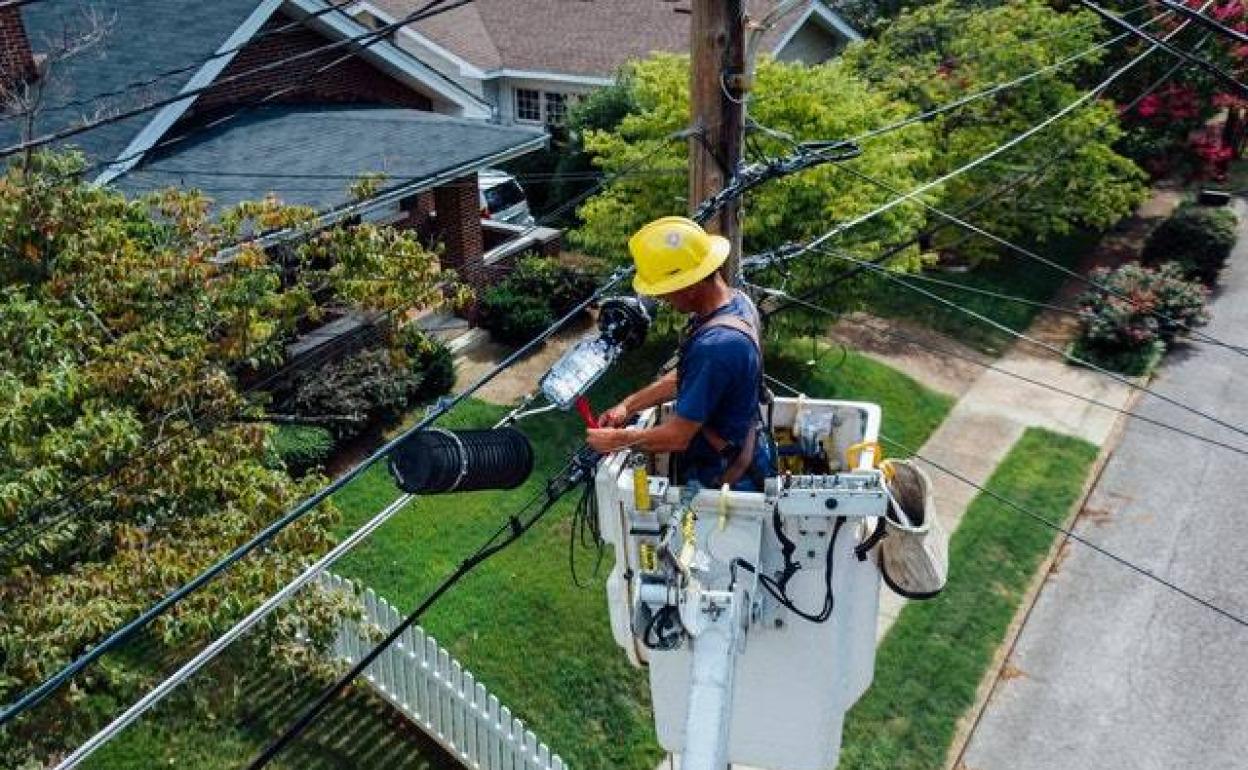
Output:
[
  {"xmin": 433, "ymin": 175, "xmax": 487, "ymax": 290},
  {"xmin": 188, "ymin": 12, "xmax": 432, "ymax": 119},
  {"xmin": 0, "ymin": 8, "xmax": 35, "ymax": 86}
]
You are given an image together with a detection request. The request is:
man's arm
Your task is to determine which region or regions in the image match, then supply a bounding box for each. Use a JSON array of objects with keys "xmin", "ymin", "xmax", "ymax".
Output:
[
  {"xmin": 598, "ymin": 369, "xmax": 678, "ymax": 427},
  {"xmin": 587, "ymin": 414, "xmax": 701, "ymax": 455}
]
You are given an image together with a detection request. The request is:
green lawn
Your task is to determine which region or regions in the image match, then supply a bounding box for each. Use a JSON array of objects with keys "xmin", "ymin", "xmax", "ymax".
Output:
[
  {"xmin": 838, "ymin": 427, "xmax": 1099, "ymax": 770},
  {"xmin": 325, "ymin": 336, "xmax": 954, "ymax": 770},
  {"xmin": 855, "ymin": 229, "xmax": 1099, "ymax": 354}
]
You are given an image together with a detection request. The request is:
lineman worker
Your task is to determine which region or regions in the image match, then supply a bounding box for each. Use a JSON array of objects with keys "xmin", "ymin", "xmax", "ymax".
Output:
[{"xmin": 585, "ymin": 217, "xmax": 774, "ymax": 490}]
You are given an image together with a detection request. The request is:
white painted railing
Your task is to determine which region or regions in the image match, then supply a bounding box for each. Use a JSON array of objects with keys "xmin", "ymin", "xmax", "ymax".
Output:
[{"xmin": 319, "ymin": 572, "xmax": 568, "ymax": 770}]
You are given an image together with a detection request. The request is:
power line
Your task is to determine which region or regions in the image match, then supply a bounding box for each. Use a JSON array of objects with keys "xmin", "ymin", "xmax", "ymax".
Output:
[
  {"xmin": 751, "ymin": 283, "xmax": 1248, "ymax": 460},
  {"xmin": 833, "ymin": 162, "xmax": 1248, "ymax": 358},
  {"xmin": 760, "ymin": 27, "xmax": 1214, "ymax": 334},
  {"xmin": 0, "ymin": 119, "xmax": 692, "ymax": 724},
  {"xmin": 1079, "ymin": 0, "xmax": 1248, "ymax": 97},
  {"xmin": 0, "ymin": 0, "xmax": 473, "ymax": 162},
  {"xmin": 1, "ymin": 111, "xmax": 688, "ymax": 548},
  {"xmin": 756, "ymin": 6, "xmax": 1175, "ymax": 147},
  {"xmin": 245, "ymin": 450, "xmax": 599, "ymax": 768},
  {"xmin": 745, "ymin": 4, "xmax": 1210, "ymax": 283},
  {"xmin": 0, "ymin": 0, "xmax": 364, "ymax": 126},
  {"xmin": 1159, "ymin": 0, "xmax": 1248, "ymax": 45},
  {"xmin": 789, "ymin": 243, "xmax": 1248, "ymax": 443},
  {"xmin": 0, "ymin": 267, "xmax": 627, "ymax": 727},
  {"xmin": 762, "ymin": 372, "xmax": 1248, "ymax": 629}
]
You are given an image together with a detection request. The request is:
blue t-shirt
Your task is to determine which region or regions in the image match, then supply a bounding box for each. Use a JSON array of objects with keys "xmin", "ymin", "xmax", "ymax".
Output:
[{"xmin": 676, "ymin": 292, "xmax": 763, "ymax": 473}]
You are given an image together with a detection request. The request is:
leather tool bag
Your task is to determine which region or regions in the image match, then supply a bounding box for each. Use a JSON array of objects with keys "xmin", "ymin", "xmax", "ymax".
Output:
[{"xmin": 857, "ymin": 459, "xmax": 948, "ymax": 600}]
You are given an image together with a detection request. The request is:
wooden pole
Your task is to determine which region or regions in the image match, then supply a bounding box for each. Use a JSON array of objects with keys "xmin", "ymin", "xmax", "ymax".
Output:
[{"xmin": 689, "ymin": 0, "xmax": 747, "ymax": 285}]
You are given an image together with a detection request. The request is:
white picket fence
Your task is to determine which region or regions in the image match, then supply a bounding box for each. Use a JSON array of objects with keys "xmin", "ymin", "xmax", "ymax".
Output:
[{"xmin": 319, "ymin": 572, "xmax": 568, "ymax": 770}]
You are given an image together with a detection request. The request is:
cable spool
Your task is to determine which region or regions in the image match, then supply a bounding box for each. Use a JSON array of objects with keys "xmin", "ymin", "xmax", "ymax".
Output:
[{"xmin": 388, "ymin": 428, "xmax": 534, "ymax": 494}]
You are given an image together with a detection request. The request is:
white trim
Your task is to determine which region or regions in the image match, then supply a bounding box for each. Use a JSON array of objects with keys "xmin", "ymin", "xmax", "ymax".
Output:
[
  {"xmin": 288, "ymin": 0, "xmax": 491, "ymax": 117},
  {"xmin": 349, "ymin": 0, "xmax": 490, "ymax": 79},
  {"xmin": 771, "ymin": 1, "xmax": 862, "ymax": 57},
  {"xmin": 488, "ymin": 68, "xmax": 614, "ymax": 87},
  {"xmin": 94, "ymin": 0, "xmax": 284, "ymax": 186}
]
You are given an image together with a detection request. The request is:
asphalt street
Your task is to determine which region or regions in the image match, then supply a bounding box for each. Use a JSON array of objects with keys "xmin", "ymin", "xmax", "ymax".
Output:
[{"xmin": 960, "ymin": 199, "xmax": 1248, "ymax": 770}]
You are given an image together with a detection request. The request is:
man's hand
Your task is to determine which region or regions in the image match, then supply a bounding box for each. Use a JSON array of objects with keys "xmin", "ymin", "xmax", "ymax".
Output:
[
  {"xmin": 586, "ymin": 427, "xmax": 635, "ymax": 454},
  {"xmin": 597, "ymin": 401, "xmax": 632, "ymax": 428}
]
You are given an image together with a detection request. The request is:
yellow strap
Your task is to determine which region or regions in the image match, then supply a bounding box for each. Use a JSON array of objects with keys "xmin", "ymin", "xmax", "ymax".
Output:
[
  {"xmin": 845, "ymin": 441, "xmax": 883, "ymax": 470},
  {"xmin": 718, "ymin": 483, "xmax": 731, "ymax": 531}
]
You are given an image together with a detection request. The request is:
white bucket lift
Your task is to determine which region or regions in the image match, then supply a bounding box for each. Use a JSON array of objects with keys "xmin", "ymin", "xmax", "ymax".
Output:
[{"xmin": 595, "ymin": 397, "xmax": 887, "ymax": 770}]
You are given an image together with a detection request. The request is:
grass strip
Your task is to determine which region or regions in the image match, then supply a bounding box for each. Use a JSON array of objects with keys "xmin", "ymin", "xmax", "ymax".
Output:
[{"xmin": 839, "ymin": 427, "xmax": 1099, "ymax": 770}]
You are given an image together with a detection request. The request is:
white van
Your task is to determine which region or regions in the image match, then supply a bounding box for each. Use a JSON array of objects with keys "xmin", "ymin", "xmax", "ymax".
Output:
[{"xmin": 478, "ymin": 169, "xmax": 535, "ymax": 226}]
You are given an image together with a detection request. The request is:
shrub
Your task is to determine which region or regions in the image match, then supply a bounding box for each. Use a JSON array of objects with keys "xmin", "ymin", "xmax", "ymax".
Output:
[
  {"xmin": 399, "ymin": 324, "xmax": 456, "ymax": 399},
  {"xmin": 479, "ymin": 257, "xmax": 597, "ymax": 345},
  {"xmin": 287, "ymin": 346, "xmax": 424, "ymax": 440},
  {"xmin": 1074, "ymin": 262, "xmax": 1209, "ymax": 375},
  {"xmin": 479, "ymin": 286, "xmax": 557, "ymax": 345},
  {"xmin": 270, "ymin": 423, "xmax": 335, "ymax": 476},
  {"xmin": 1142, "ymin": 205, "xmax": 1238, "ymax": 285}
]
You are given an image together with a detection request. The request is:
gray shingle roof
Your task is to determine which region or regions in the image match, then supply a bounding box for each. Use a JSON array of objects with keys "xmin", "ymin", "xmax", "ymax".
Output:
[
  {"xmin": 375, "ymin": 0, "xmax": 839, "ymax": 78},
  {"xmin": 117, "ymin": 105, "xmax": 546, "ymax": 211},
  {"xmin": 1, "ymin": 0, "xmax": 267, "ymax": 167}
]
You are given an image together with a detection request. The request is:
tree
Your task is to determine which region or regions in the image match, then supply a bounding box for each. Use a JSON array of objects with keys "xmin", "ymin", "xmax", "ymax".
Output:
[
  {"xmin": 0, "ymin": 151, "xmax": 450, "ymax": 765},
  {"xmin": 569, "ymin": 52, "xmax": 934, "ymax": 296},
  {"xmin": 845, "ymin": 0, "xmax": 1149, "ymax": 263}
]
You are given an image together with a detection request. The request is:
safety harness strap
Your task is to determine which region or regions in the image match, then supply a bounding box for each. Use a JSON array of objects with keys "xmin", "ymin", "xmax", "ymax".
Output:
[{"xmin": 694, "ymin": 312, "xmax": 763, "ymax": 486}]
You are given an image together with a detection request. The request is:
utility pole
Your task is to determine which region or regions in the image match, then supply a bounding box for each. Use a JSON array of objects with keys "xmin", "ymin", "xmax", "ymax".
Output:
[{"xmin": 689, "ymin": 0, "xmax": 748, "ymax": 285}]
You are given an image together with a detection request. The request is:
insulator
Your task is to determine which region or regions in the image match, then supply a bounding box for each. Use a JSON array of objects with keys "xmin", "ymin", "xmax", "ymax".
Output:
[{"xmin": 388, "ymin": 428, "xmax": 534, "ymax": 494}]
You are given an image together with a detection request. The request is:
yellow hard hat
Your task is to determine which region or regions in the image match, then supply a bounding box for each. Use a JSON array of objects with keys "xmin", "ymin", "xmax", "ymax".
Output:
[{"xmin": 628, "ymin": 216, "xmax": 730, "ymax": 296}]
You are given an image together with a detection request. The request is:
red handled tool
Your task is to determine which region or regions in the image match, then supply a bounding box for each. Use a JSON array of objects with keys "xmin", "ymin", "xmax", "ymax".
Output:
[{"xmin": 574, "ymin": 395, "xmax": 599, "ymax": 428}]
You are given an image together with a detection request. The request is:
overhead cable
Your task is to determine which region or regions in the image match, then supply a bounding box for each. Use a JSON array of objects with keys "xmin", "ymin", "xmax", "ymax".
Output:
[
  {"xmin": 1079, "ymin": 0, "xmax": 1248, "ymax": 97},
  {"xmin": 0, "ymin": 124, "xmax": 690, "ymax": 725},
  {"xmin": 776, "ymin": 243, "xmax": 1248, "ymax": 443},
  {"xmin": 0, "ymin": 0, "xmax": 363, "ymax": 126},
  {"xmin": 0, "ymin": 0, "xmax": 473, "ymax": 162},
  {"xmin": 833, "ymin": 162, "xmax": 1248, "ymax": 358},
  {"xmin": 762, "ymin": 373, "xmax": 1248, "ymax": 630},
  {"xmin": 245, "ymin": 450, "xmax": 602, "ymax": 768},
  {"xmin": 750, "ymin": 283, "xmax": 1248, "ymax": 460},
  {"xmin": 1158, "ymin": 0, "xmax": 1248, "ymax": 44}
]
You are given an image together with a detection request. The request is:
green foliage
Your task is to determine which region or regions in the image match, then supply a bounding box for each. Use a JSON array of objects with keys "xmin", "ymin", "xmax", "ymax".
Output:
[
  {"xmin": 287, "ymin": 346, "xmax": 425, "ymax": 441},
  {"xmin": 1073, "ymin": 262, "xmax": 1208, "ymax": 375},
  {"xmin": 479, "ymin": 257, "xmax": 598, "ymax": 346},
  {"xmin": 0, "ymin": 152, "xmax": 451, "ymax": 766},
  {"xmin": 846, "ymin": 0, "xmax": 1148, "ymax": 263},
  {"xmin": 1142, "ymin": 204, "xmax": 1238, "ymax": 285},
  {"xmin": 270, "ymin": 423, "xmax": 336, "ymax": 476},
  {"xmin": 569, "ymin": 53, "xmax": 932, "ymax": 293},
  {"xmin": 400, "ymin": 325, "xmax": 456, "ymax": 400},
  {"xmin": 840, "ymin": 428, "xmax": 1099, "ymax": 769}
]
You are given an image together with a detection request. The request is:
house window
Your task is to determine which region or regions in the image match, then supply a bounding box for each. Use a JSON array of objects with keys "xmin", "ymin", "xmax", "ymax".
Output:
[
  {"xmin": 515, "ymin": 89, "xmax": 541, "ymax": 122},
  {"xmin": 544, "ymin": 92, "xmax": 568, "ymax": 126}
]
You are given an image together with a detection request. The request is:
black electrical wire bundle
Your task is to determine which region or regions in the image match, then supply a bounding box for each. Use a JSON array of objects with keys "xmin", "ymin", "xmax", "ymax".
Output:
[
  {"xmin": 567, "ymin": 468, "xmax": 605, "ymax": 589},
  {"xmin": 734, "ymin": 513, "xmax": 847, "ymax": 624}
]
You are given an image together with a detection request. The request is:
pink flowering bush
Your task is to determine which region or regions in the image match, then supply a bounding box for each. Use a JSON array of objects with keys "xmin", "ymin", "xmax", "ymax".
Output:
[{"xmin": 1074, "ymin": 262, "xmax": 1210, "ymax": 375}]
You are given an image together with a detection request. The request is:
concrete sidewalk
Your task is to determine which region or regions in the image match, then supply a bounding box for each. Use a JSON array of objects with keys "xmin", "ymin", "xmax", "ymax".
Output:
[{"xmin": 958, "ymin": 201, "xmax": 1248, "ymax": 770}]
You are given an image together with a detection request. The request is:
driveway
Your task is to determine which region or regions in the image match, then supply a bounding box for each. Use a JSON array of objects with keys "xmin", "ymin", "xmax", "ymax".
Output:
[{"xmin": 959, "ymin": 199, "xmax": 1248, "ymax": 770}]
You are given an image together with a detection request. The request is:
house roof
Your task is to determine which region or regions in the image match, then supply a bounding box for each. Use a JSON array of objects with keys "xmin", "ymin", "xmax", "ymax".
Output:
[
  {"xmin": 370, "ymin": 0, "xmax": 855, "ymax": 78},
  {"xmin": 115, "ymin": 106, "xmax": 547, "ymax": 212},
  {"xmin": 1, "ymin": 0, "xmax": 495, "ymax": 180},
  {"xmin": 0, "ymin": 0, "xmax": 267, "ymax": 166}
]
